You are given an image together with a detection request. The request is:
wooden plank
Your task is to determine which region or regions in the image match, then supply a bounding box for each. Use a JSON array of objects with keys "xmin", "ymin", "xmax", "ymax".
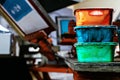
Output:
[{"xmin": 30, "ymin": 65, "xmax": 73, "ymax": 73}]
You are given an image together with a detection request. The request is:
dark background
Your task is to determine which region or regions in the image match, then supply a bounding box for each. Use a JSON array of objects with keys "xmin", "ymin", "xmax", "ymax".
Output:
[{"xmin": 38, "ymin": 0, "xmax": 78, "ymax": 13}]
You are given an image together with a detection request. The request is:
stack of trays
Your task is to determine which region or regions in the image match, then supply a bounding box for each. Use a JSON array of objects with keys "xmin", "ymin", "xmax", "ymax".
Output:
[{"xmin": 74, "ymin": 8, "xmax": 117, "ymax": 62}]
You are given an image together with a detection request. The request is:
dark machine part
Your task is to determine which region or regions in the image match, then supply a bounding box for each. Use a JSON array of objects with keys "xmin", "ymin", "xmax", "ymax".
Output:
[
  {"xmin": 19, "ymin": 42, "xmax": 40, "ymax": 56},
  {"xmin": 19, "ymin": 40, "xmax": 49, "ymax": 66}
]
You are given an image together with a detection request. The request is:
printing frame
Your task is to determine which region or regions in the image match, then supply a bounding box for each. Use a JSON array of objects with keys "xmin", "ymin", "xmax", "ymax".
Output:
[{"xmin": 0, "ymin": 0, "xmax": 57, "ymax": 40}]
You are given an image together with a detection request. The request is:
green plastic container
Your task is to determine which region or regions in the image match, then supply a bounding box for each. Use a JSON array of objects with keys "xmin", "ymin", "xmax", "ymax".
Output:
[{"xmin": 74, "ymin": 42, "xmax": 117, "ymax": 62}]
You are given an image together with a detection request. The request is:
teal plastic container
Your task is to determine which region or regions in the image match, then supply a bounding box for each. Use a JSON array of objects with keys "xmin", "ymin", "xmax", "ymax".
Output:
[
  {"xmin": 74, "ymin": 42, "xmax": 117, "ymax": 62},
  {"xmin": 74, "ymin": 25, "xmax": 116, "ymax": 42}
]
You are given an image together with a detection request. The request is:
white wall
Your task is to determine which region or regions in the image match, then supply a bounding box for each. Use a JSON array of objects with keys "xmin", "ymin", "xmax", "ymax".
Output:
[{"xmin": 72, "ymin": 0, "xmax": 120, "ymax": 21}]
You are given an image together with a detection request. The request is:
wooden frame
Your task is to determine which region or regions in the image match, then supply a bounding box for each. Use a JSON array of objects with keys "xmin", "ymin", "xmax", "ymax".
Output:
[
  {"xmin": 0, "ymin": 0, "xmax": 57, "ymax": 40},
  {"xmin": 56, "ymin": 16, "xmax": 77, "ymax": 45}
]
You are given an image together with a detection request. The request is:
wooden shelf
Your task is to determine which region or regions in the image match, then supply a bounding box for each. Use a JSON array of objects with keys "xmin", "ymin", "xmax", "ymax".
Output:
[{"xmin": 65, "ymin": 58, "xmax": 120, "ymax": 72}]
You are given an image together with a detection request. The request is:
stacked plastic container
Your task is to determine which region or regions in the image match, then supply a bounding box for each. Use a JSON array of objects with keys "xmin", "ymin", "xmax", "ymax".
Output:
[{"xmin": 74, "ymin": 8, "xmax": 117, "ymax": 62}]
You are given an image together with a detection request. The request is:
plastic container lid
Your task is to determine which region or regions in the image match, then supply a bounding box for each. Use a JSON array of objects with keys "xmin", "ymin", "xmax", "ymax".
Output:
[
  {"xmin": 74, "ymin": 42, "xmax": 118, "ymax": 47},
  {"xmin": 74, "ymin": 25, "xmax": 116, "ymax": 31},
  {"xmin": 74, "ymin": 8, "xmax": 113, "ymax": 15}
]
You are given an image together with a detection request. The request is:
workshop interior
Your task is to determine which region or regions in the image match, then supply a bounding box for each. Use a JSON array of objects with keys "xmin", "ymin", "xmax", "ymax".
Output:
[{"xmin": 1, "ymin": 0, "xmax": 120, "ymax": 80}]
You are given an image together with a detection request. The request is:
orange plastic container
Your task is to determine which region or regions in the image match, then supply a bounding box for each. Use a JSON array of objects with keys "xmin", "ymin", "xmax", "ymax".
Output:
[{"xmin": 74, "ymin": 8, "xmax": 113, "ymax": 26}]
